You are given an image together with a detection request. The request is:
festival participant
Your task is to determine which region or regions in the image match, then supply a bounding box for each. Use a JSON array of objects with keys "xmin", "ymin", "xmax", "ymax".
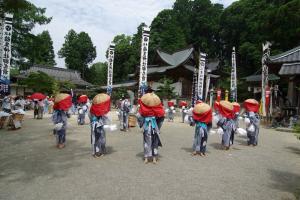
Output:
[
  {"xmin": 191, "ymin": 102, "xmax": 212, "ymax": 156},
  {"xmin": 214, "ymin": 101, "xmax": 220, "ymax": 114},
  {"xmin": 77, "ymin": 95, "xmax": 88, "ymax": 125},
  {"xmin": 48, "ymin": 97, "xmax": 54, "ymax": 114},
  {"xmin": 180, "ymin": 101, "xmax": 188, "ymax": 123},
  {"xmin": 120, "ymin": 95, "xmax": 131, "ymax": 131},
  {"xmin": 44, "ymin": 97, "xmax": 49, "ymax": 114},
  {"xmin": 217, "ymin": 100, "xmax": 235, "ymax": 150},
  {"xmin": 231, "ymin": 102, "xmax": 241, "ymax": 144},
  {"xmin": 2, "ymin": 93, "xmax": 11, "ymax": 113},
  {"xmin": 52, "ymin": 93, "xmax": 72, "ymax": 149},
  {"xmin": 89, "ymin": 93, "xmax": 110, "ymax": 157},
  {"xmin": 37, "ymin": 99, "xmax": 44, "ymax": 119},
  {"xmin": 138, "ymin": 92, "xmax": 165, "ymax": 164},
  {"xmin": 167, "ymin": 101, "xmax": 175, "ymax": 122},
  {"xmin": 244, "ymin": 99, "xmax": 260, "ymax": 146}
]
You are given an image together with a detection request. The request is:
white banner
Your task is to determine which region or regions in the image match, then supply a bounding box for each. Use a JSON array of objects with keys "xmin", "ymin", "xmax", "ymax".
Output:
[
  {"xmin": 107, "ymin": 43, "xmax": 115, "ymax": 95},
  {"xmin": 230, "ymin": 47, "xmax": 237, "ymax": 101},
  {"xmin": 139, "ymin": 26, "xmax": 150, "ymax": 96},
  {"xmin": 197, "ymin": 52, "xmax": 206, "ymax": 100},
  {"xmin": 0, "ymin": 13, "xmax": 13, "ymax": 94},
  {"xmin": 261, "ymin": 41, "xmax": 271, "ymax": 116}
]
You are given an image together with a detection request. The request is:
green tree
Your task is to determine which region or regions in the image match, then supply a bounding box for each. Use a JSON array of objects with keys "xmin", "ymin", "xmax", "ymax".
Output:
[
  {"xmin": 58, "ymin": 29, "xmax": 96, "ymax": 79},
  {"xmin": 111, "ymin": 34, "xmax": 133, "ymax": 82},
  {"xmin": 156, "ymin": 78, "xmax": 176, "ymax": 100},
  {"xmin": 22, "ymin": 71, "xmax": 57, "ymax": 94},
  {"xmin": 149, "ymin": 9, "xmax": 187, "ymax": 61},
  {"xmin": 26, "ymin": 31, "xmax": 56, "ymax": 66},
  {"xmin": 86, "ymin": 62, "xmax": 107, "ymax": 85},
  {"xmin": 3, "ymin": 0, "xmax": 52, "ymax": 69}
]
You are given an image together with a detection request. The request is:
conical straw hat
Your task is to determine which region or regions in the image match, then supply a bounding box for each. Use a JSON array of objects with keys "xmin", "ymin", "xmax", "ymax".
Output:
[
  {"xmin": 141, "ymin": 93, "xmax": 161, "ymax": 107},
  {"xmin": 245, "ymin": 99, "xmax": 259, "ymax": 105},
  {"xmin": 54, "ymin": 93, "xmax": 70, "ymax": 103},
  {"xmin": 193, "ymin": 102, "xmax": 211, "ymax": 114},
  {"xmin": 220, "ymin": 100, "xmax": 233, "ymax": 111},
  {"xmin": 93, "ymin": 93, "xmax": 110, "ymax": 104}
]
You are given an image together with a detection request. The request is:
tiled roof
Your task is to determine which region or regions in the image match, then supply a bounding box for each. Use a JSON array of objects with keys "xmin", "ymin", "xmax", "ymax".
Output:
[
  {"xmin": 245, "ymin": 74, "xmax": 280, "ymax": 82},
  {"xmin": 279, "ymin": 63, "xmax": 300, "ymax": 75},
  {"xmin": 20, "ymin": 65, "xmax": 92, "ymax": 86},
  {"xmin": 269, "ymin": 46, "xmax": 300, "ymax": 63}
]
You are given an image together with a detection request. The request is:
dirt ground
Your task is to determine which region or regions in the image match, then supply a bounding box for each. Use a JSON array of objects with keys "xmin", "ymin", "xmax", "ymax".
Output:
[{"xmin": 0, "ymin": 111, "xmax": 300, "ymax": 200}]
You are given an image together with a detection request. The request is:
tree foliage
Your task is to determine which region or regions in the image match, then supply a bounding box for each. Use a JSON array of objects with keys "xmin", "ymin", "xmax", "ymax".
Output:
[
  {"xmin": 156, "ymin": 78, "xmax": 176, "ymax": 100},
  {"xmin": 22, "ymin": 71, "xmax": 57, "ymax": 94},
  {"xmin": 58, "ymin": 29, "xmax": 96, "ymax": 79},
  {"xmin": 25, "ymin": 31, "xmax": 56, "ymax": 66},
  {"xmin": 3, "ymin": 0, "xmax": 52, "ymax": 69},
  {"xmin": 86, "ymin": 62, "xmax": 107, "ymax": 86}
]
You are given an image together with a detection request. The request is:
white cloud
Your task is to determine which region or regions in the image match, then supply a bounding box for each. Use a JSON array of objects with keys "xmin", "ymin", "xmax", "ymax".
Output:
[{"xmin": 30, "ymin": 0, "xmax": 236, "ymax": 67}]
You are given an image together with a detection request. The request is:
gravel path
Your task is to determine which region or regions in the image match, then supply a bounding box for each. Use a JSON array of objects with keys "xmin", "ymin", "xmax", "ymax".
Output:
[{"xmin": 0, "ymin": 112, "xmax": 300, "ymax": 200}]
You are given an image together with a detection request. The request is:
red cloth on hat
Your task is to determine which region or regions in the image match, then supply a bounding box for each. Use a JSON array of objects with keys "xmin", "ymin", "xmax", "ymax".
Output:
[
  {"xmin": 193, "ymin": 109, "xmax": 212, "ymax": 124},
  {"xmin": 196, "ymin": 100, "xmax": 202, "ymax": 105},
  {"xmin": 139, "ymin": 99, "xmax": 165, "ymax": 117},
  {"xmin": 244, "ymin": 101, "xmax": 259, "ymax": 113},
  {"xmin": 168, "ymin": 101, "xmax": 174, "ymax": 107},
  {"xmin": 233, "ymin": 104, "xmax": 240, "ymax": 113},
  {"xmin": 179, "ymin": 101, "xmax": 187, "ymax": 107},
  {"xmin": 78, "ymin": 95, "xmax": 88, "ymax": 104},
  {"xmin": 90, "ymin": 99, "xmax": 110, "ymax": 117},
  {"xmin": 219, "ymin": 104, "xmax": 234, "ymax": 119},
  {"xmin": 214, "ymin": 101, "xmax": 220, "ymax": 111},
  {"xmin": 53, "ymin": 95, "xmax": 72, "ymax": 111}
]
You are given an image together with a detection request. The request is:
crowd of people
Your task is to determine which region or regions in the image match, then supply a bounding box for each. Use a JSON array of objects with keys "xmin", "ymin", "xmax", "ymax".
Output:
[{"xmin": 1, "ymin": 89, "xmax": 261, "ymax": 164}]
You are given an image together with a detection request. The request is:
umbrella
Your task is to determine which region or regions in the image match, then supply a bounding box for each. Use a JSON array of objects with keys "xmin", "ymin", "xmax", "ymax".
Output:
[
  {"xmin": 31, "ymin": 93, "xmax": 46, "ymax": 100},
  {"xmin": 78, "ymin": 95, "xmax": 88, "ymax": 103}
]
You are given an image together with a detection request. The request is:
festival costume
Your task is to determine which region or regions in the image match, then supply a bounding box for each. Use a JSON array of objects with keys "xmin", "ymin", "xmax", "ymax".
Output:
[
  {"xmin": 167, "ymin": 101, "xmax": 175, "ymax": 122},
  {"xmin": 217, "ymin": 101, "xmax": 235, "ymax": 148},
  {"xmin": 52, "ymin": 93, "xmax": 72, "ymax": 147},
  {"xmin": 180, "ymin": 101, "xmax": 188, "ymax": 123},
  {"xmin": 77, "ymin": 95, "xmax": 89, "ymax": 125},
  {"xmin": 231, "ymin": 102, "xmax": 241, "ymax": 144},
  {"xmin": 244, "ymin": 99, "xmax": 260, "ymax": 146},
  {"xmin": 89, "ymin": 93, "xmax": 110, "ymax": 156},
  {"xmin": 120, "ymin": 99, "xmax": 130, "ymax": 131},
  {"xmin": 138, "ymin": 93, "xmax": 165, "ymax": 159},
  {"xmin": 192, "ymin": 103, "xmax": 212, "ymax": 154}
]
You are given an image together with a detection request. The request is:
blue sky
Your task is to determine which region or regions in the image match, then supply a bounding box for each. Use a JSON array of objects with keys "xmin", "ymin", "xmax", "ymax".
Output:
[{"xmin": 30, "ymin": 0, "xmax": 236, "ymax": 67}]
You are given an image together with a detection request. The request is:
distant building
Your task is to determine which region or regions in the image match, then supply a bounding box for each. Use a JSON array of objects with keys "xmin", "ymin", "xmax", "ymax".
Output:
[
  {"xmin": 101, "ymin": 46, "xmax": 219, "ymax": 99},
  {"xmin": 11, "ymin": 65, "xmax": 92, "ymax": 96}
]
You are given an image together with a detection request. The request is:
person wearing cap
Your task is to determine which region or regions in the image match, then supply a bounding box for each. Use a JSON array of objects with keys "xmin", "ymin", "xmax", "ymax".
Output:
[
  {"xmin": 191, "ymin": 103, "xmax": 212, "ymax": 156},
  {"xmin": 77, "ymin": 95, "xmax": 89, "ymax": 125},
  {"xmin": 167, "ymin": 101, "xmax": 175, "ymax": 122},
  {"xmin": 89, "ymin": 93, "xmax": 111, "ymax": 157},
  {"xmin": 120, "ymin": 95, "xmax": 131, "ymax": 132},
  {"xmin": 217, "ymin": 100, "xmax": 235, "ymax": 150},
  {"xmin": 138, "ymin": 92, "xmax": 165, "ymax": 164},
  {"xmin": 52, "ymin": 93, "xmax": 72, "ymax": 149},
  {"xmin": 179, "ymin": 101, "xmax": 188, "ymax": 123},
  {"xmin": 244, "ymin": 99, "xmax": 260, "ymax": 146},
  {"xmin": 231, "ymin": 102, "xmax": 241, "ymax": 144}
]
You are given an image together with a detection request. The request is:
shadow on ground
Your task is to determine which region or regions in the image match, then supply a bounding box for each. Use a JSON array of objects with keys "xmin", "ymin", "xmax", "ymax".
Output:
[
  {"xmin": 286, "ymin": 146, "xmax": 300, "ymax": 155},
  {"xmin": 0, "ymin": 138, "xmax": 89, "ymax": 183},
  {"xmin": 268, "ymin": 169, "xmax": 300, "ymax": 199}
]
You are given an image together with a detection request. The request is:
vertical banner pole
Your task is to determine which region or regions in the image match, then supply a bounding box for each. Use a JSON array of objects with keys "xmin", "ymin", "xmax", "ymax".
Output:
[
  {"xmin": 107, "ymin": 43, "xmax": 115, "ymax": 96},
  {"xmin": 197, "ymin": 52, "xmax": 206, "ymax": 101},
  {"xmin": 138, "ymin": 26, "xmax": 150, "ymax": 97},
  {"xmin": 191, "ymin": 67, "xmax": 198, "ymax": 107},
  {"xmin": 0, "ymin": 13, "xmax": 13, "ymax": 94},
  {"xmin": 261, "ymin": 41, "xmax": 271, "ymax": 117},
  {"xmin": 230, "ymin": 47, "xmax": 237, "ymax": 102}
]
